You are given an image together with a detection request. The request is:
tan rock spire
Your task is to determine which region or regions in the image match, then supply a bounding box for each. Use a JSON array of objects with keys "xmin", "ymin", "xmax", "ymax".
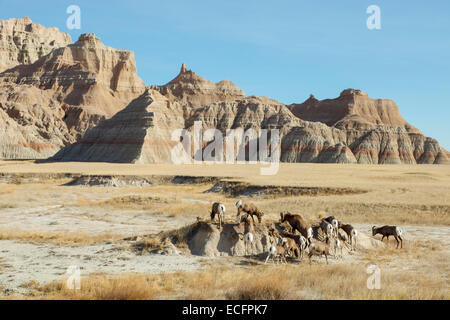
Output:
[{"xmin": 180, "ymin": 63, "xmax": 188, "ymax": 73}]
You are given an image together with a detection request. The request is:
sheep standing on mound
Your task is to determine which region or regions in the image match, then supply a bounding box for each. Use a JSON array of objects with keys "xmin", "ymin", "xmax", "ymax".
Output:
[
  {"xmin": 235, "ymin": 200, "xmax": 264, "ymax": 223},
  {"xmin": 372, "ymin": 225, "xmax": 403, "ymax": 249},
  {"xmin": 240, "ymin": 213, "xmax": 255, "ymax": 256},
  {"xmin": 210, "ymin": 202, "xmax": 226, "ymax": 229},
  {"xmin": 280, "ymin": 212, "xmax": 313, "ymax": 245}
]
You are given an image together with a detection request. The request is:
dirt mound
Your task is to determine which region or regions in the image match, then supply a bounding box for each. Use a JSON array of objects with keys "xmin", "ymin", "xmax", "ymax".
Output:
[
  {"xmin": 64, "ymin": 174, "xmax": 226, "ymax": 187},
  {"xmin": 205, "ymin": 181, "xmax": 367, "ymax": 198},
  {"xmin": 66, "ymin": 175, "xmax": 154, "ymax": 187},
  {"xmin": 0, "ymin": 172, "xmax": 73, "ymax": 184},
  {"xmin": 352, "ymin": 231, "xmax": 385, "ymax": 251},
  {"xmin": 160, "ymin": 221, "xmax": 273, "ymax": 257}
]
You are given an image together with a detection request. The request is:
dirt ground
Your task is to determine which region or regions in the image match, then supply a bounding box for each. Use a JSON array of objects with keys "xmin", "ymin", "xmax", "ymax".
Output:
[{"xmin": 0, "ymin": 161, "xmax": 448, "ymax": 299}]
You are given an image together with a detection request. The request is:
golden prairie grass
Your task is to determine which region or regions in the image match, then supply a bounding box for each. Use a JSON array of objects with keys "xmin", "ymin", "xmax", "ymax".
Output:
[
  {"xmin": 1, "ymin": 163, "xmax": 449, "ymax": 226},
  {"xmin": 23, "ymin": 264, "xmax": 449, "ymax": 300},
  {"xmin": 363, "ymin": 238, "xmax": 450, "ymax": 278},
  {"xmin": 75, "ymin": 195, "xmax": 168, "ymax": 210},
  {"xmin": 253, "ymin": 197, "xmax": 450, "ymax": 226},
  {"xmin": 31, "ymin": 274, "xmax": 159, "ymax": 300},
  {"xmin": 0, "ymin": 229, "xmax": 123, "ymax": 245},
  {"xmin": 154, "ymin": 202, "xmax": 210, "ymax": 218}
]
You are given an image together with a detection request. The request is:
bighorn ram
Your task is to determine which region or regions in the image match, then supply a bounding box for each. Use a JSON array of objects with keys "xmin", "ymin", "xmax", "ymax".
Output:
[
  {"xmin": 339, "ymin": 224, "xmax": 358, "ymax": 251},
  {"xmin": 280, "ymin": 212, "xmax": 313, "ymax": 245},
  {"xmin": 210, "ymin": 202, "xmax": 226, "ymax": 229},
  {"xmin": 236, "ymin": 200, "xmax": 264, "ymax": 223},
  {"xmin": 372, "ymin": 225, "xmax": 403, "ymax": 249},
  {"xmin": 308, "ymin": 237, "xmax": 331, "ymax": 264},
  {"xmin": 240, "ymin": 214, "xmax": 255, "ymax": 256}
]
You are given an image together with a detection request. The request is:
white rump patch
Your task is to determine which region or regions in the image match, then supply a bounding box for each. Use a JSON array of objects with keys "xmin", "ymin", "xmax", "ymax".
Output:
[
  {"xmin": 332, "ymin": 219, "xmax": 338, "ymax": 228},
  {"xmin": 307, "ymin": 228, "xmax": 313, "ymax": 239}
]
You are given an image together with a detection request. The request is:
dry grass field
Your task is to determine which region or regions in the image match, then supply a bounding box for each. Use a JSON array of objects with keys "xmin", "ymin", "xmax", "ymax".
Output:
[{"xmin": 0, "ymin": 160, "xmax": 449, "ymax": 299}]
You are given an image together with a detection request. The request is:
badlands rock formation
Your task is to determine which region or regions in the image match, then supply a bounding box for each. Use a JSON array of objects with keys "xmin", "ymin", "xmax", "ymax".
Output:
[
  {"xmin": 288, "ymin": 89, "xmax": 419, "ymax": 132},
  {"xmin": 50, "ymin": 89, "xmax": 185, "ymax": 163},
  {"xmin": 0, "ymin": 17, "xmax": 71, "ymax": 72},
  {"xmin": 0, "ymin": 18, "xmax": 447, "ymax": 164},
  {"xmin": 52, "ymin": 64, "xmax": 449, "ymax": 164},
  {"xmin": 0, "ymin": 21, "xmax": 145, "ymax": 158},
  {"xmin": 150, "ymin": 63, "xmax": 245, "ymax": 110},
  {"xmin": 288, "ymin": 90, "xmax": 448, "ymax": 164}
]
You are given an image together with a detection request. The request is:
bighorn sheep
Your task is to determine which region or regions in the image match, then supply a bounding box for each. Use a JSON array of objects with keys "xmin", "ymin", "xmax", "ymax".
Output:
[
  {"xmin": 339, "ymin": 224, "xmax": 358, "ymax": 251},
  {"xmin": 319, "ymin": 219, "xmax": 334, "ymax": 239},
  {"xmin": 236, "ymin": 200, "xmax": 264, "ymax": 223},
  {"xmin": 372, "ymin": 225, "xmax": 403, "ymax": 249},
  {"xmin": 210, "ymin": 202, "xmax": 226, "ymax": 229},
  {"xmin": 279, "ymin": 212, "xmax": 313, "ymax": 245},
  {"xmin": 333, "ymin": 238, "xmax": 344, "ymax": 259},
  {"xmin": 290, "ymin": 234, "xmax": 308, "ymax": 259},
  {"xmin": 244, "ymin": 232, "xmax": 254, "ymax": 256},
  {"xmin": 323, "ymin": 216, "xmax": 340, "ymax": 237},
  {"xmin": 240, "ymin": 214, "xmax": 255, "ymax": 256},
  {"xmin": 278, "ymin": 236, "xmax": 299, "ymax": 259},
  {"xmin": 308, "ymin": 237, "xmax": 331, "ymax": 264},
  {"xmin": 265, "ymin": 243, "xmax": 288, "ymax": 264}
]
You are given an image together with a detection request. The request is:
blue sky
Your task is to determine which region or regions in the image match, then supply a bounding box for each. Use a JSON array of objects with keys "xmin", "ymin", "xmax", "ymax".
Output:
[{"xmin": 1, "ymin": 0, "xmax": 449, "ymax": 149}]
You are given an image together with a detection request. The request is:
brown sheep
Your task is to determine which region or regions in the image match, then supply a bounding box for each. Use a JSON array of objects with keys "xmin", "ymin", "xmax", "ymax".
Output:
[
  {"xmin": 236, "ymin": 200, "xmax": 264, "ymax": 223},
  {"xmin": 323, "ymin": 216, "xmax": 340, "ymax": 237},
  {"xmin": 339, "ymin": 224, "xmax": 358, "ymax": 251},
  {"xmin": 278, "ymin": 236, "xmax": 300, "ymax": 259},
  {"xmin": 240, "ymin": 214, "xmax": 255, "ymax": 256},
  {"xmin": 372, "ymin": 225, "xmax": 403, "ymax": 249},
  {"xmin": 319, "ymin": 219, "xmax": 334, "ymax": 239},
  {"xmin": 265, "ymin": 244, "xmax": 288, "ymax": 264},
  {"xmin": 308, "ymin": 237, "xmax": 331, "ymax": 264},
  {"xmin": 279, "ymin": 212, "xmax": 313, "ymax": 245},
  {"xmin": 210, "ymin": 202, "xmax": 226, "ymax": 229}
]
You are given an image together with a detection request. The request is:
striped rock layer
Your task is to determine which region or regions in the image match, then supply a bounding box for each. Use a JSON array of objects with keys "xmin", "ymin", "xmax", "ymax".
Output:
[
  {"xmin": 51, "ymin": 69, "xmax": 449, "ymax": 164},
  {"xmin": 0, "ymin": 25, "xmax": 145, "ymax": 159}
]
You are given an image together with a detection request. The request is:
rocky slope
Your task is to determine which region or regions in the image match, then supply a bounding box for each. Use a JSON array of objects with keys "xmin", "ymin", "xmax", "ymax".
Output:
[
  {"xmin": 0, "ymin": 17, "xmax": 72, "ymax": 72},
  {"xmin": 52, "ymin": 68, "xmax": 449, "ymax": 164},
  {"xmin": 0, "ymin": 25, "xmax": 145, "ymax": 159},
  {"xmin": 151, "ymin": 63, "xmax": 245, "ymax": 108},
  {"xmin": 50, "ymin": 89, "xmax": 185, "ymax": 163},
  {"xmin": 287, "ymin": 89, "xmax": 448, "ymax": 164},
  {"xmin": 288, "ymin": 89, "xmax": 419, "ymax": 132}
]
